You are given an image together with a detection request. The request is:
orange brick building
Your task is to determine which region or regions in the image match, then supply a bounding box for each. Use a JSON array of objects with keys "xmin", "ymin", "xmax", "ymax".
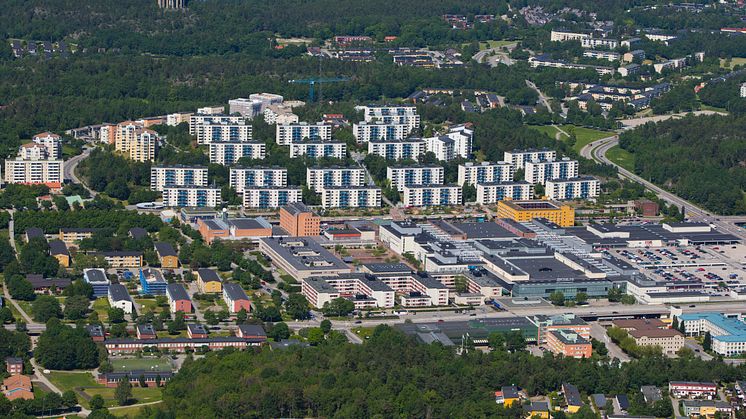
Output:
[
  {"xmin": 546, "ymin": 329, "xmax": 592, "ymax": 358},
  {"xmin": 279, "ymin": 202, "xmax": 320, "ymax": 236}
]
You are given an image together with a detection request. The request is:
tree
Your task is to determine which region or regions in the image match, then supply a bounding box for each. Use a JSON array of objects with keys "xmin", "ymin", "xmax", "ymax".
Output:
[
  {"xmin": 0, "ymin": 307, "xmax": 14, "ymax": 324},
  {"xmin": 607, "ymin": 286, "xmax": 623, "ymax": 302},
  {"xmin": 285, "ymin": 294, "xmax": 311, "ymax": 320},
  {"xmin": 90, "ymin": 394, "xmax": 105, "ymax": 410},
  {"xmin": 505, "ymin": 331, "xmax": 526, "ymax": 352},
  {"xmin": 7, "ymin": 274, "xmax": 35, "ymax": 301},
  {"xmin": 62, "ymin": 390, "xmax": 78, "ymax": 408},
  {"xmin": 320, "ymin": 319, "xmax": 332, "ymax": 334},
  {"xmin": 549, "ymin": 291, "xmax": 565, "ymax": 306},
  {"xmin": 268, "ymin": 322, "xmax": 290, "ymax": 341},
  {"xmin": 63, "ymin": 295, "xmax": 91, "ymax": 320},
  {"xmin": 672, "ymin": 316, "xmax": 679, "ymax": 331},
  {"xmin": 115, "ymin": 379, "xmax": 133, "ymax": 406},
  {"xmin": 703, "ymin": 331, "xmax": 712, "ymax": 351},
  {"xmin": 677, "ymin": 347, "xmax": 695, "ymax": 359},
  {"xmin": 139, "ymin": 374, "xmax": 147, "ymax": 388},
  {"xmin": 620, "ymin": 295, "xmax": 636, "ymax": 305},
  {"xmin": 35, "ymin": 319, "xmax": 99, "ymax": 370},
  {"xmin": 488, "ymin": 332, "xmax": 506, "ymax": 351},
  {"xmin": 108, "ymin": 307, "xmax": 125, "ymax": 324},
  {"xmin": 322, "ymin": 297, "xmax": 355, "ymax": 317},
  {"xmin": 236, "ymin": 308, "xmax": 248, "ymax": 324},
  {"xmin": 575, "ymin": 292, "xmax": 588, "ymax": 304},
  {"xmin": 32, "ymin": 295, "xmax": 62, "ymax": 322},
  {"xmin": 307, "ymin": 327, "xmax": 325, "ymax": 346}
]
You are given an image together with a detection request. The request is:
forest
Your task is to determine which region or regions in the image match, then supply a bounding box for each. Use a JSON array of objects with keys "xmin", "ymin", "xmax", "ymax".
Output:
[
  {"xmin": 618, "ymin": 114, "xmax": 746, "ymax": 215},
  {"xmin": 143, "ymin": 325, "xmax": 745, "ymax": 419}
]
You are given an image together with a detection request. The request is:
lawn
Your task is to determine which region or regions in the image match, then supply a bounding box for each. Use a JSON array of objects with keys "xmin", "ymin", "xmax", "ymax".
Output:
[
  {"xmin": 47, "ymin": 371, "xmax": 98, "ymax": 391},
  {"xmin": 530, "ymin": 125, "xmax": 566, "ymax": 140},
  {"xmin": 719, "ymin": 57, "xmax": 746, "ymax": 69},
  {"xmin": 16, "ymin": 300, "xmax": 33, "ymax": 319},
  {"xmin": 110, "ymin": 402, "xmax": 163, "ymax": 417},
  {"xmin": 606, "ymin": 145, "xmax": 635, "ymax": 171},
  {"xmin": 92, "ymin": 297, "xmax": 111, "ymax": 321},
  {"xmin": 352, "ymin": 327, "xmax": 376, "ymax": 341},
  {"xmin": 472, "ymin": 40, "xmax": 516, "ymax": 50},
  {"xmin": 559, "ymin": 125, "xmax": 612, "ymax": 153},
  {"xmin": 85, "ymin": 387, "xmax": 163, "ymax": 408},
  {"xmin": 110, "ymin": 357, "xmax": 173, "ymax": 372},
  {"xmin": 135, "ymin": 298, "xmax": 162, "ymax": 314}
]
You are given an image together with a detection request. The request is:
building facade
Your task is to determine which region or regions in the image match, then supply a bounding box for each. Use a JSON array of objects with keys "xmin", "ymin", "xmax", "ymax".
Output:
[
  {"xmin": 387, "ymin": 166, "xmax": 444, "ymax": 192},
  {"xmin": 279, "ymin": 203, "xmax": 320, "ymax": 236},
  {"xmin": 195, "ymin": 121, "xmax": 252, "ymax": 145},
  {"xmin": 353, "ymin": 121, "xmax": 410, "ymax": 143},
  {"xmin": 289, "ymin": 141, "xmax": 346, "ymax": 159},
  {"xmin": 229, "ymin": 167, "xmax": 288, "ymax": 192},
  {"xmin": 545, "ymin": 176, "xmax": 601, "ymax": 200},
  {"xmin": 524, "ymin": 159, "xmax": 579, "ymax": 184},
  {"xmin": 368, "ymin": 138, "xmax": 426, "ymax": 160},
  {"xmin": 150, "ymin": 165, "xmax": 208, "ymax": 191},
  {"xmin": 242, "ymin": 187, "xmax": 303, "ymax": 209},
  {"xmin": 476, "ymin": 181, "xmax": 533, "ymax": 204},
  {"xmin": 321, "ymin": 186, "xmax": 382, "ymax": 208},
  {"xmin": 4, "ymin": 159, "xmax": 64, "ymax": 188},
  {"xmin": 276, "ymin": 122, "xmax": 332, "ymax": 145},
  {"xmin": 458, "ymin": 161, "xmax": 513, "ymax": 186},
  {"xmin": 355, "ymin": 105, "xmax": 420, "ymax": 132},
  {"xmin": 402, "ymin": 184, "xmax": 462, "ymax": 207},
  {"xmin": 162, "ymin": 186, "xmax": 221, "ymax": 208},
  {"xmin": 307, "ymin": 167, "xmax": 366, "ymax": 192},
  {"xmin": 209, "ymin": 141, "xmax": 266, "ymax": 165},
  {"xmin": 504, "ymin": 149, "xmax": 557, "ymax": 170}
]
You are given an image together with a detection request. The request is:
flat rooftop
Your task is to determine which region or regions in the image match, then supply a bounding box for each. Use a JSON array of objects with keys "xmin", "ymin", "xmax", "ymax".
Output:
[{"xmin": 448, "ymin": 221, "xmax": 517, "ymax": 239}]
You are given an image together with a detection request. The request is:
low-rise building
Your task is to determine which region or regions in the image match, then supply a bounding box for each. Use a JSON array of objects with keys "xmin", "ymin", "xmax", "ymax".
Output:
[
  {"xmin": 476, "ymin": 181, "xmax": 533, "ymax": 204},
  {"xmin": 628, "ymin": 328, "xmax": 684, "ymax": 354},
  {"xmin": 230, "ymin": 167, "xmax": 288, "ymax": 192},
  {"xmin": 49, "ymin": 240, "xmax": 70, "ymax": 268},
  {"xmin": 150, "ymin": 165, "xmax": 208, "ymax": 191},
  {"xmin": 679, "ymin": 313, "xmax": 746, "ymax": 356},
  {"xmin": 196, "ymin": 268, "xmax": 222, "ymax": 293},
  {"xmin": 581, "ymin": 37, "xmax": 619, "ymax": 49},
  {"xmin": 154, "ymin": 242, "xmax": 179, "ymax": 269},
  {"xmin": 458, "ymin": 161, "xmax": 513, "ymax": 186},
  {"xmin": 547, "ymin": 330, "xmax": 592, "ymax": 358},
  {"xmin": 289, "ymin": 141, "xmax": 346, "ymax": 159},
  {"xmin": 583, "ymin": 50, "xmax": 620, "ymax": 61},
  {"xmin": 563, "ymin": 383, "xmax": 585, "ymax": 413},
  {"xmin": 532, "ymin": 313, "xmax": 591, "ymax": 344},
  {"xmin": 209, "ymin": 141, "xmax": 266, "ymax": 165},
  {"xmin": 276, "ymin": 122, "xmax": 332, "ymax": 145},
  {"xmin": 162, "ymin": 185, "xmax": 221, "ymax": 208},
  {"xmin": 104, "ymin": 336, "xmax": 263, "ymax": 354},
  {"xmin": 494, "ymin": 386, "xmax": 520, "ymax": 407},
  {"xmin": 139, "ymin": 268, "xmax": 167, "ymax": 295},
  {"xmin": 495, "ymin": 200, "xmax": 575, "ymax": 227},
  {"xmin": 259, "ymin": 237, "xmax": 351, "ymax": 281},
  {"xmin": 321, "ymin": 186, "xmax": 382, "ymax": 208},
  {"xmin": 668, "ymin": 381, "xmax": 717, "ymax": 399},
  {"xmin": 97, "ymin": 251, "xmax": 143, "ymax": 268},
  {"xmin": 223, "ymin": 283, "xmax": 251, "ymax": 313},
  {"xmin": 545, "ymin": 176, "xmax": 601, "ymax": 200},
  {"xmin": 307, "ymin": 166, "xmax": 366, "ymax": 192},
  {"xmin": 59, "ymin": 227, "xmax": 97, "ymax": 244},
  {"xmin": 387, "ymin": 166, "xmax": 444, "ymax": 192},
  {"xmin": 196, "ymin": 217, "xmax": 272, "ymax": 244},
  {"xmin": 98, "ymin": 371, "xmax": 173, "ymax": 388},
  {"xmin": 166, "ymin": 283, "xmax": 192, "ymax": 313},
  {"xmin": 402, "ymin": 184, "xmax": 462, "ymax": 207},
  {"xmin": 2, "ymin": 374, "xmax": 33, "ymax": 401},
  {"xmin": 108, "ymin": 283, "xmax": 134, "ymax": 314},
  {"xmin": 681, "ymin": 400, "xmax": 732, "ymax": 417},
  {"xmin": 84, "ymin": 268, "xmax": 110, "ymax": 298},
  {"xmin": 5, "ymin": 357, "xmax": 23, "ymax": 375},
  {"xmin": 242, "ymin": 187, "xmax": 303, "ymax": 209}
]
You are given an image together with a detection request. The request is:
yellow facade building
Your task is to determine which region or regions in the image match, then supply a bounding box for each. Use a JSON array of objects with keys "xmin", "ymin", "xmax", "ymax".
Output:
[
  {"xmin": 496, "ymin": 199, "xmax": 575, "ymax": 227},
  {"xmin": 196, "ymin": 268, "xmax": 222, "ymax": 293}
]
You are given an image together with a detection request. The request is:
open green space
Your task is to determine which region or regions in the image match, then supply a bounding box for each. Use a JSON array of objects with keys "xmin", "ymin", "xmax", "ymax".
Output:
[
  {"xmin": 110, "ymin": 357, "xmax": 173, "ymax": 372},
  {"xmin": 85, "ymin": 386, "xmax": 163, "ymax": 408},
  {"xmin": 47, "ymin": 370, "xmax": 163, "ymax": 408},
  {"xmin": 470, "ymin": 40, "xmax": 516, "ymax": 50},
  {"xmin": 606, "ymin": 145, "xmax": 635, "ymax": 171},
  {"xmin": 719, "ymin": 57, "xmax": 746, "ymax": 69},
  {"xmin": 559, "ymin": 125, "xmax": 612, "ymax": 153},
  {"xmin": 92, "ymin": 298, "xmax": 111, "ymax": 321},
  {"xmin": 47, "ymin": 371, "xmax": 98, "ymax": 390},
  {"xmin": 16, "ymin": 300, "xmax": 33, "ymax": 318},
  {"xmin": 111, "ymin": 402, "xmax": 163, "ymax": 417},
  {"xmin": 529, "ymin": 125, "xmax": 566, "ymax": 140},
  {"xmin": 352, "ymin": 327, "xmax": 376, "ymax": 341}
]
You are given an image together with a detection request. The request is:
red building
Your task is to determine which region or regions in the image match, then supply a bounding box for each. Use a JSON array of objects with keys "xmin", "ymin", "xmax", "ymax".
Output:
[
  {"xmin": 166, "ymin": 283, "xmax": 192, "ymax": 313},
  {"xmin": 222, "ymin": 283, "xmax": 252, "ymax": 313},
  {"xmin": 187, "ymin": 323, "xmax": 209, "ymax": 339},
  {"xmin": 5, "ymin": 358, "xmax": 23, "ymax": 375}
]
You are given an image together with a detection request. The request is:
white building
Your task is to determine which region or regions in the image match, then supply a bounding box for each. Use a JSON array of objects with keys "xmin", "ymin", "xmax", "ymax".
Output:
[
  {"xmin": 4, "ymin": 159, "xmax": 64, "ymax": 187},
  {"xmin": 457, "ymin": 161, "xmax": 513, "ymax": 186},
  {"xmin": 209, "ymin": 141, "xmax": 266, "ymax": 165},
  {"xmin": 108, "ymin": 284, "xmax": 134, "ymax": 314},
  {"xmin": 550, "ymin": 30, "xmax": 590, "ymax": 42},
  {"xmin": 32, "ymin": 132, "xmax": 62, "ymax": 160},
  {"xmin": 353, "ymin": 121, "xmax": 410, "ymax": 143},
  {"xmin": 194, "ymin": 120, "xmax": 253, "ymax": 145},
  {"xmin": 524, "ymin": 158, "xmax": 579, "ymax": 184},
  {"xmin": 18, "ymin": 143, "xmax": 50, "ymax": 160},
  {"xmin": 196, "ymin": 106, "xmax": 225, "ymax": 115},
  {"xmin": 242, "ymin": 187, "xmax": 303, "ymax": 209},
  {"xmin": 504, "ymin": 148, "xmax": 557, "ymax": 169},
  {"xmin": 387, "ymin": 166, "xmax": 444, "ymax": 192},
  {"xmin": 740, "ymin": 83, "xmax": 746, "ymax": 98},
  {"xmin": 302, "ymin": 275, "xmax": 395, "ymax": 309},
  {"xmin": 402, "ymin": 184, "xmax": 462, "ymax": 207},
  {"xmin": 229, "ymin": 167, "xmax": 288, "ymax": 192},
  {"xmin": 581, "ymin": 38, "xmax": 619, "ymax": 49},
  {"xmin": 476, "ymin": 181, "xmax": 533, "ymax": 204},
  {"xmin": 306, "ymin": 167, "xmax": 366, "ymax": 192},
  {"xmin": 545, "ymin": 176, "xmax": 601, "ymax": 200},
  {"xmin": 276, "ymin": 122, "xmax": 332, "ymax": 145},
  {"xmin": 188, "ymin": 114, "xmax": 244, "ymax": 135},
  {"xmin": 263, "ymin": 105, "xmax": 299, "ymax": 125},
  {"xmin": 425, "ymin": 124, "xmax": 473, "ymax": 161},
  {"xmin": 162, "ymin": 186, "xmax": 221, "ymax": 208},
  {"xmin": 229, "ymin": 93, "xmax": 283, "ymax": 118},
  {"xmin": 321, "ymin": 186, "xmax": 382, "ymax": 208},
  {"xmin": 368, "ymin": 139, "xmax": 426, "ymax": 161},
  {"xmin": 355, "ymin": 105, "xmax": 420, "ymax": 132},
  {"xmin": 289, "ymin": 141, "xmax": 346, "ymax": 159},
  {"xmin": 653, "ymin": 58, "xmax": 687, "ymax": 74},
  {"xmin": 150, "ymin": 165, "xmax": 209, "ymax": 191},
  {"xmin": 166, "ymin": 112, "xmax": 193, "ymax": 126},
  {"xmin": 583, "ymin": 50, "xmax": 621, "ymax": 61}
]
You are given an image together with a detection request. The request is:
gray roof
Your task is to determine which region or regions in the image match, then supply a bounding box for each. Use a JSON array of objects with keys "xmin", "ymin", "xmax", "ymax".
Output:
[
  {"xmin": 260, "ymin": 237, "xmax": 349, "ymax": 273},
  {"xmin": 187, "ymin": 323, "xmax": 208, "ymax": 335},
  {"xmin": 84, "ymin": 269, "xmax": 109, "ymax": 284},
  {"xmin": 197, "ymin": 268, "xmax": 221, "ymax": 283},
  {"xmin": 361, "ymin": 263, "xmax": 412, "ymax": 274},
  {"xmin": 223, "ymin": 282, "xmax": 249, "ymax": 301},
  {"xmin": 154, "ymin": 242, "xmax": 177, "ymax": 257},
  {"xmin": 137, "ymin": 324, "xmax": 156, "ymax": 336},
  {"xmin": 238, "ymin": 324, "xmax": 267, "ymax": 338},
  {"xmin": 26, "ymin": 274, "xmax": 71, "ymax": 289},
  {"xmin": 166, "ymin": 283, "xmax": 190, "ymax": 301},
  {"xmin": 25, "ymin": 228, "xmax": 45, "ymax": 239},
  {"xmin": 48, "ymin": 240, "xmax": 69, "ymax": 256},
  {"xmin": 283, "ymin": 202, "xmax": 313, "ymax": 216},
  {"xmin": 108, "ymin": 283, "xmax": 131, "ymax": 302}
]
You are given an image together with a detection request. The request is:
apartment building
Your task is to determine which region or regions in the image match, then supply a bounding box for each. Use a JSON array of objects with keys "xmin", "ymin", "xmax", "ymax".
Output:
[
  {"xmin": 355, "ymin": 105, "xmax": 420, "ymax": 132},
  {"xmin": 259, "ymin": 237, "xmax": 352, "ymax": 281},
  {"xmin": 108, "ymin": 284, "xmax": 134, "ymax": 314},
  {"xmin": 306, "ymin": 166, "xmax": 366, "ymax": 192},
  {"xmin": 289, "ymin": 141, "xmax": 346, "ymax": 159},
  {"xmin": 504, "ymin": 148, "xmax": 557, "ymax": 169},
  {"xmin": 550, "ymin": 30, "xmax": 590, "ymax": 42},
  {"xmin": 4, "ymin": 159, "xmax": 64, "ymax": 188},
  {"xmin": 628, "ymin": 328, "xmax": 685, "ymax": 354},
  {"xmin": 279, "ymin": 203, "xmax": 320, "ymax": 236},
  {"xmin": 165, "ymin": 112, "xmax": 193, "ymax": 126},
  {"xmin": 275, "ymin": 122, "xmax": 332, "ymax": 145},
  {"xmin": 128, "ymin": 129, "xmax": 159, "ymax": 162},
  {"xmin": 352, "ymin": 121, "xmax": 410, "ymax": 143},
  {"xmin": 209, "ymin": 141, "xmax": 266, "ymax": 165},
  {"xmin": 583, "ymin": 50, "xmax": 621, "ymax": 61},
  {"xmin": 32, "ymin": 132, "xmax": 62, "ymax": 159},
  {"xmin": 321, "ymin": 186, "xmax": 382, "ymax": 208},
  {"xmin": 150, "ymin": 165, "xmax": 208, "ymax": 191},
  {"xmin": 387, "ymin": 166, "xmax": 444, "ymax": 192},
  {"xmin": 476, "ymin": 181, "xmax": 533, "ymax": 204},
  {"xmin": 229, "ymin": 167, "xmax": 287, "ymax": 193},
  {"xmin": 59, "ymin": 228, "xmax": 97, "ymax": 245},
  {"xmin": 162, "ymin": 186, "xmax": 221, "ymax": 208},
  {"xmin": 196, "ymin": 105, "xmax": 225, "ymax": 115},
  {"xmin": 223, "ymin": 283, "xmax": 251, "ymax": 313},
  {"xmin": 679, "ymin": 313, "xmax": 746, "ymax": 356},
  {"xmin": 166, "ymin": 283, "xmax": 192, "ymax": 314},
  {"xmin": 242, "ymin": 187, "xmax": 303, "ymax": 209},
  {"xmin": 194, "ymin": 120, "xmax": 252, "ymax": 145},
  {"xmin": 457, "ymin": 161, "xmax": 513, "ymax": 186},
  {"xmin": 302, "ymin": 274, "xmax": 395, "ymax": 309},
  {"xmin": 188, "ymin": 115, "xmax": 244, "ymax": 135},
  {"xmin": 84, "ymin": 269, "xmax": 110, "ymax": 298},
  {"xmin": 545, "ymin": 176, "xmax": 601, "ymax": 200},
  {"xmin": 114, "ymin": 121, "xmax": 143, "ymax": 151},
  {"xmin": 546, "ymin": 329, "xmax": 592, "ymax": 358},
  {"xmin": 17, "ymin": 143, "xmax": 49, "ymax": 160},
  {"xmin": 229, "ymin": 93, "xmax": 283, "ymax": 118},
  {"xmin": 99, "ymin": 124, "xmax": 116, "ymax": 145},
  {"xmin": 97, "ymin": 251, "xmax": 143, "ymax": 268},
  {"xmin": 581, "ymin": 38, "xmax": 619, "ymax": 49},
  {"xmin": 425, "ymin": 124, "xmax": 473, "ymax": 161},
  {"xmin": 524, "ymin": 158, "xmax": 579, "ymax": 184},
  {"xmin": 368, "ymin": 138, "xmax": 426, "ymax": 160},
  {"xmin": 402, "ymin": 184, "xmax": 462, "ymax": 207}
]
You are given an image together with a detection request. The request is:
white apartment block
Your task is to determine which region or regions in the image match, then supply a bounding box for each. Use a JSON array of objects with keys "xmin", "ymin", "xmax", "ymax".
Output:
[
  {"xmin": 289, "ymin": 141, "xmax": 346, "ymax": 159},
  {"xmin": 229, "ymin": 93, "xmax": 283, "ymax": 119},
  {"xmin": 368, "ymin": 139, "xmax": 426, "ymax": 161},
  {"xmin": 457, "ymin": 161, "xmax": 513, "ymax": 186},
  {"xmin": 4, "ymin": 159, "xmax": 64, "ymax": 187},
  {"xmin": 476, "ymin": 181, "xmax": 533, "ymax": 204},
  {"xmin": 209, "ymin": 141, "xmax": 266, "ymax": 165},
  {"xmin": 355, "ymin": 105, "xmax": 420, "ymax": 132},
  {"xmin": 402, "ymin": 184, "xmax": 462, "ymax": 207},
  {"xmin": 196, "ymin": 106, "xmax": 225, "ymax": 115},
  {"xmin": 229, "ymin": 167, "xmax": 288, "ymax": 193},
  {"xmin": 99, "ymin": 124, "xmax": 116, "ymax": 145},
  {"xmin": 242, "ymin": 187, "xmax": 303, "ymax": 209},
  {"xmin": 741, "ymin": 83, "xmax": 746, "ymax": 98},
  {"xmin": 275, "ymin": 122, "xmax": 332, "ymax": 145},
  {"xmin": 263, "ymin": 105, "xmax": 299, "ymax": 125},
  {"xmin": 194, "ymin": 121, "xmax": 253, "ymax": 145},
  {"xmin": 321, "ymin": 186, "xmax": 382, "ymax": 208},
  {"xmin": 387, "ymin": 166, "xmax": 444, "ymax": 192},
  {"xmin": 306, "ymin": 167, "xmax": 366, "ymax": 192},
  {"xmin": 524, "ymin": 158, "xmax": 579, "ymax": 184},
  {"xmin": 166, "ymin": 112, "xmax": 193, "ymax": 126},
  {"xmin": 545, "ymin": 176, "xmax": 601, "ymax": 200},
  {"xmin": 188, "ymin": 115, "xmax": 244, "ymax": 135},
  {"xmin": 353, "ymin": 121, "xmax": 410, "ymax": 143},
  {"xmin": 550, "ymin": 30, "xmax": 590, "ymax": 42},
  {"xmin": 583, "ymin": 50, "xmax": 621, "ymax": 61},
  {"xmin": 161, "ymin": 186, "xmax": 221, "ymax": 208},
  {"xmin": 32, "ymin": 132, "xmax": 62, "ymax": 160},
  {"xmin": 18, "ymin": 143, "xmax": 50, "ymax": 160},
  {"xmin": 150, "ymin": 165, "xmax": 208, "ymax": 191},
  {"xmin": 581, "ymin": 38, "xmax": 619, "ymax": 49},
  {"xmin": 504, "ymin": 149, "xmax": 557, "ymax": 169},
  {"xmin": 425, "ymin": 124, "xmax": 473, "ymax": 161}
]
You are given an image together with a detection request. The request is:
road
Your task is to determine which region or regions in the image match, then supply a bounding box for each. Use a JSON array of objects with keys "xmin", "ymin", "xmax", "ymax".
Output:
[
  {"xmin": 525, "ymin": 80, "xmax": 551, "ymax": 110},
  {"xmin": 3, "ymin": 211, "xmax": 36, "ymax": 325},
  {"xmin": 589, "ymin": 322, "xmax": 630, "ymax": 363},
  {"xmin": 583, "ymin": 135, "xmax": 746, "ymax": 241},
  {"xmin": 31, "ymin": 358, "xmax": 93, "ymax": 416},
  {"xmin": 473, "ymin": 44, "xmax": 516, "ymax": 67},
  {"xmin": 64, "ymin": 147, "xmax": 96, "ymax": 197}
]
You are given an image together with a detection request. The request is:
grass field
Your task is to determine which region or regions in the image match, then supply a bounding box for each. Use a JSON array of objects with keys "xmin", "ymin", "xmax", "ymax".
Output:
[
  {"xmin": 352, "ymin": 327, "xmax": 376, "ymax": 341},
  {"xmin": 560, "ymin": 125, "xmax": 612, "ymax": 153},
  {"xmin": 48, "ymin": 371, "xmax": 163, "ymax": 408},
  {"xmin": 85, "ymin": 387, "xmax": 163, "ymax": 408},
  {"xmin": 110, "ymin": 402, "xmax": 163, "ymax": 417},
  {"xmin": 530, "ymin": 125, "xmax": 566, "ymax": 140},
  {"xmin": 110, "ymin": 357, "xmax": 173, "ymax": 372},
  {"xmin": 606, "ymin": 145, "xmax": 635, "ymax": 171},
  {"xmin": 135, "ymin": 298, "xmax": 162, "ymax": 314},
  {"xmin": 47, "ymin": 371, "xmax": 98, "ymax": 390},
  {"xmin": 92, "ymin": 298, "xmax": 111, "ymax": 321},
  {"xmin": 720, "ymin": 57, "xmax": 746, "ymax": 69},
  {"xmin": 16, "ymin": 300, "xmax": 33, "ymax": 319}
]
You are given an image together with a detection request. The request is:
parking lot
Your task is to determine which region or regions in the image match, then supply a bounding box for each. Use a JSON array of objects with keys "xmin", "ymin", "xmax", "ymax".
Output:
[{"xmin": 608, "ymin": 244, "xmax": 746, "ymax": 297}]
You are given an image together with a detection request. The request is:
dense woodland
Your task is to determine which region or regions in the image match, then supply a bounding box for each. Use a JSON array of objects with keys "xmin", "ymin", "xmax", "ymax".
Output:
[
  {"xmin": 140, "ymin": 326, "xmax": 746, "ymax": 418},
  {"xmin": 618, "ymin": 114, "xmax": 746, "ymax": 214}
]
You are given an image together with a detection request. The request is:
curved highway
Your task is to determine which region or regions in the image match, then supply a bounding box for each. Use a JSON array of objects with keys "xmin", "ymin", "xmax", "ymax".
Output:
[{"xmin": 64, "ymin": 147, "xmax": 97, "ymax": 197}]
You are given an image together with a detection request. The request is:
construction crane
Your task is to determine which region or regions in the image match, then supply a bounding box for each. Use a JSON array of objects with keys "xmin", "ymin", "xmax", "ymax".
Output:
[{"xmin": 288, "ymin": 77, "xmax": 349, "ymax": 102}]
